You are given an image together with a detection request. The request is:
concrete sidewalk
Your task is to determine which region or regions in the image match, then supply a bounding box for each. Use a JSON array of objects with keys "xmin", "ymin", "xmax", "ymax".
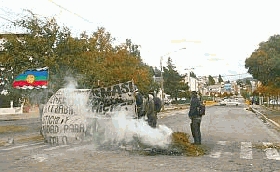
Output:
[
  {"xmin": 0, "ymin": 111, "xmax": 39, "ymax": 121},
  {"xmin": 0, "ymin": 109, "xmax": 41, "ymax": 146},
  {"xmin": 250, "ymin": 105, "xmax": 280, "ymax": 129}
]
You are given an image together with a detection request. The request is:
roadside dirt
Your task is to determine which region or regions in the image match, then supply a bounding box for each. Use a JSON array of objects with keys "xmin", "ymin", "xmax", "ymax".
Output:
[
  {"xmin": 17, "ymin": 135, "xmax": 44, "ymax": 143},
  {"xmin": 0, "ymin": 125, "xmax": 28, "ymax": 134},
  {"xmin": 0, "ymin": 134, "xmax": 44, "ymax": 146}
]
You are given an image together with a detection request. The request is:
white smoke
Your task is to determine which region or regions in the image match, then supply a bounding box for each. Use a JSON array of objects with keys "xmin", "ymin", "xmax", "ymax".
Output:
[
  {"xmin": 64, "ymin": 76, "xmax": 78, "ymax": 89},
  {"xmin": 54, "ymin": 76, "xmax": 173, "ymax": 148},
  {"xmin": 62, "ymin": 76, "xmax": 89, "ymax": 114},
  {"xmin": 101, "ymin": 110, "xmax": 173, "ymax": 149}
]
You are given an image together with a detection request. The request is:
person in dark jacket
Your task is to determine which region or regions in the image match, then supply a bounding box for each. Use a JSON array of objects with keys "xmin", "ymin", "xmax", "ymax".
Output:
[
  {"xmin": 134, "ymin": 89, "xmax": 145, "ymax": 118},
  {"xmin": 153, "ymin": 96, "xmax": 162, "ymax": 115},
  {"xmin": 188, "ymin": 91, "xmax": 202, "ymax": 145},
  {"xmin": 146, "ymin": 93, "xmax": 157, "ymax": 128}
]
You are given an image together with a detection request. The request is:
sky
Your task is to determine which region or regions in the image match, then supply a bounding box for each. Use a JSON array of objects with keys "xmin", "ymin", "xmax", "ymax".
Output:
[{"xmin": 1, "ymin": 0, "xmax": 280, "ymax": 81}]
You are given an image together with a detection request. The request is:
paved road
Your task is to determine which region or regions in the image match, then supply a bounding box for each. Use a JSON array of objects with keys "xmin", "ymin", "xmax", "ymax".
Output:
[
  {"xmin": 0, "ymin": 103, "xmax": 280, "ymax": 171},
  {"xmin": 0, "ymin": 117, "xmax": 42, "ymax": 146}
]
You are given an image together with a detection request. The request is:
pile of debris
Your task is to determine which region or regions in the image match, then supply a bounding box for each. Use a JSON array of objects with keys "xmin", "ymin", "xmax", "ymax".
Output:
[
  {"xmin": 253, "ymin": 142, "xmax": 280, "ymax": 150},
  {"xmin": 130, "ymin": 132, "xmax": 207, "ymax": 156},
  {"xmin": 169, "ymin": 132, "xmax": 206, "ymax": 156}
]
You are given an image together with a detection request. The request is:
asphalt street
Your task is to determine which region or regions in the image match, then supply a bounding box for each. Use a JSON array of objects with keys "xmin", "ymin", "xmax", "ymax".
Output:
[{"xmin": 0, "ymin": 102, "xmax": 280, "ymax": 171}]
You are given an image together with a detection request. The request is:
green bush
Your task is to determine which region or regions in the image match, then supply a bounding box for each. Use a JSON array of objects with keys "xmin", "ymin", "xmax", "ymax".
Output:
[{"xmin": 0, "ymin": 93, "xmax": 21, "ymax": 108}]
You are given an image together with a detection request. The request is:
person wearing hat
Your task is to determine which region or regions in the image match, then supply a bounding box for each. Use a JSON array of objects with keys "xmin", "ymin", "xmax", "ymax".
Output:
[
  {"xmin": 188, "ymin": 91, "xmax": 202, "ymax": 145},
  {"xmin": 146, "ymin": 92, "xmax": 157, "ymax": 128}
]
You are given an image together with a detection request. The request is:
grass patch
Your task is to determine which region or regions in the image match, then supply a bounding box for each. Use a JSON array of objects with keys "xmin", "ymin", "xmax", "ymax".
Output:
[{"xmin": 0, "ymin": 125, "xmax": 28, "ymax": 134}]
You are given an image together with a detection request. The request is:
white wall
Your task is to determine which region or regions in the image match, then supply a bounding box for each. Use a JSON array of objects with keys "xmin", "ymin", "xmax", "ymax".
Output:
[
  {"xmin": 189, "ymin": 77, "xmax": 198, "ymax": 92},
  {"xmin": 0, "ymin": 107, "xmax": 23, "ymax": 115}
]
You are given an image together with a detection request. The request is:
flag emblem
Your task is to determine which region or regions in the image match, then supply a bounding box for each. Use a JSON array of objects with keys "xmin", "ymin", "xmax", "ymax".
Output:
[
  {"xmin": 12, "ymin": 67, "xmax": 49, "ymax": 89},
  {"xmin": 26, "ymin": 75, "xmax": 35, "ymax": 84}
]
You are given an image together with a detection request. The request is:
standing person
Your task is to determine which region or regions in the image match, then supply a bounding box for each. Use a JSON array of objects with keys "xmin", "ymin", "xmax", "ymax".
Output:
[
  {"xmin": 134, "ymin": 89, "xmax": 144, "ymax": 118},
  {"xmin": 153, "ymin": 96, "xmax": 162, "ymax": 116},
  {"xmin": 146, "ymin": 92, "xmax": 157, "ymax": 128},
  {"xmin": 188, "ymin": 91, "xmax": 202, "ymax": 145}
]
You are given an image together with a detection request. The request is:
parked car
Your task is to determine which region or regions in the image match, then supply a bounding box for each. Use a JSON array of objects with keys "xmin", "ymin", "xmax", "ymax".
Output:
[
  {"xmin": 164, "ymin": 98, "xmax": 172, "ymax": 105},
  {"xmin": 219, "ymin": 99, "xmax": 241, "ymax": 106},
  {"xmin": 269, "ymin": 99, "xmax": 280, "ymax": 105}
]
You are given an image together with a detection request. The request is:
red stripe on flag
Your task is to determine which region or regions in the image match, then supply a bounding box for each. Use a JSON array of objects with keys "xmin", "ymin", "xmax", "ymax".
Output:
[{"xmin": 12, "ymin": 81, "xmax": 48, "ymax": 87}]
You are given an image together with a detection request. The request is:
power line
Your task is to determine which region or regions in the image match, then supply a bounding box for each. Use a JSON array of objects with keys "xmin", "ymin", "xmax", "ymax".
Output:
[
  {"xmin": 47, "ymin": 0, "xmax": 93, "ymax": 24},
  {"xmin": 222, "ymin": 73, "xmax": 248, "ymax": 77},
  {"xmin": 211, "ymin": 73, "xmax": 249, "ymax": 78},
  {"xmin": 0, "ymin": 6, "xmax": 19, "ymax": 21},
  {"xmin": 0, "ymin": 15, "xmax": 15, "ymax": 24}
]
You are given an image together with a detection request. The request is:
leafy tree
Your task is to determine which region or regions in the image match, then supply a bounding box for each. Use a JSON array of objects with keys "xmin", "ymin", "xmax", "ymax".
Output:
[
  {"xmin": 221, "ymin": 92, "xmax": 231, "ymax": 98},
  {"xmin": 240, "ymin": 89, "xmax": 248, "ymax": 99},
  {"xmin": 162, "ymin": 57, "xmax": 185, "ymax": 101},
  {"xmin": 0, "ymin": 12, "xmax": 76, "ymax": 93},
  {"xmin": 245, "ymin": 35, "xmax": 280, "ymax": 87},
  {"xmin": 0, "ymin": 10, "xmax": 153, "ymax": 103},
  {"xmin": 208, "ymin": 75, "xmax": 215, "ymax": 85},
  {"xmin": 177, "ymin": 81, "xmax": 189, "ymax": 99},
  {"xmin": 236, "ymin": 79, "xmax": 243, "ymax": 86},
  {"xmin": 153, "ymin": 66, "xmax": 161, "ymax": 77},
  {"xmin": 125, "ymin": 39, "xmax": 141, "ymax": 58},
  {"xmin": 245, "ymin": 79, "xmax": 252, "ymax": 86},
  {"xmin": 190, "ymin": 71, "xmax": 196, "ymax": 78},
  {"xmin": 218, "ymin": 74, "xmax": 223, "ymax": 83}
]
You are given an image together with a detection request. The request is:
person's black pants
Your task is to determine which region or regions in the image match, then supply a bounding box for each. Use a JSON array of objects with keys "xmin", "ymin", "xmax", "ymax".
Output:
[
  {"xmin": 190, "ymin": 118, "xmax": 201, "ymax": 144},
  {"xmin": 148, "ymin": 114, "xmax": 157, "ymax": 128}
]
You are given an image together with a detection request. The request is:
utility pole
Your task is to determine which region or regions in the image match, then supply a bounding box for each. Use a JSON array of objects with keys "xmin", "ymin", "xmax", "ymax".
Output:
[
  {"xmin": 185, "ymin": 68, "xmax": 194, "ymax": 91},
  {"xmin": 160, "ymin": 56, "xmax": 164, "ymax": 111}
]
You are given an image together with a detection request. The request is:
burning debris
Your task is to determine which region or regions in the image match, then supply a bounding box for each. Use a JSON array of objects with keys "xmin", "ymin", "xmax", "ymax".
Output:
[
  {"xmin": 253, "ymin": 142, "xmax": 280, "ymax": 150},
  {"xmin": 39, "ymin": 80, "xmax": 207, "ymax": 157},
  {"xmin": 169, "ymin": 132, "xmax": 206, "ymax": 156},
  {"xmin": 126, "ymin": 132, "xmax": 207, "ymax": 156}
]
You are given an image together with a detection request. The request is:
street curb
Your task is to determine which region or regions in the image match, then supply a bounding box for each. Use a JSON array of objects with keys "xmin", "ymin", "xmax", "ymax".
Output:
[
  {"xmin": 251, "ymin": 108, "xmax": 280, "ymax": 129},
  {"xmin": 0, "ymin": 132, "xmax": 42, "ymax": 146},
  {"xmin": 0, "ymin": 112, "xmax": 39, "ymax": 121},
  {"xmin": 158, "ymin": 103, "xmax": 217, "ymax": 118}
]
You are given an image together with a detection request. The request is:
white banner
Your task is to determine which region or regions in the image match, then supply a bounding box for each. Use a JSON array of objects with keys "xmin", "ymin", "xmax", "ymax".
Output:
[
  {"xmin": 89, "ymin": 80, "xmax": 136, "ymax": 115},
  {"xmin": 41, "ymin": 81, "xmax": 137, "ymax": 145}
]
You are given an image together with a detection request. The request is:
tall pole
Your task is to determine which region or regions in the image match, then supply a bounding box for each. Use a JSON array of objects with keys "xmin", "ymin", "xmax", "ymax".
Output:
[
  {"xmin": 189, "ymin": 71, "xmax": 191, "ymax": 91},
  {"xmin": 185, "ymin": 68, "xmax": 194, "ymax": 91},
  {"xmin": 160, "ymin": 56, "xmax": 164, "ymax": 111}
]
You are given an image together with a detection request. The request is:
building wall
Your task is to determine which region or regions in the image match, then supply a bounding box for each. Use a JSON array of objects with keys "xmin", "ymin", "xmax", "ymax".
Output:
[{"xmin": 189, "ymin": 77, "xmax": 198, "ymax": 92}]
